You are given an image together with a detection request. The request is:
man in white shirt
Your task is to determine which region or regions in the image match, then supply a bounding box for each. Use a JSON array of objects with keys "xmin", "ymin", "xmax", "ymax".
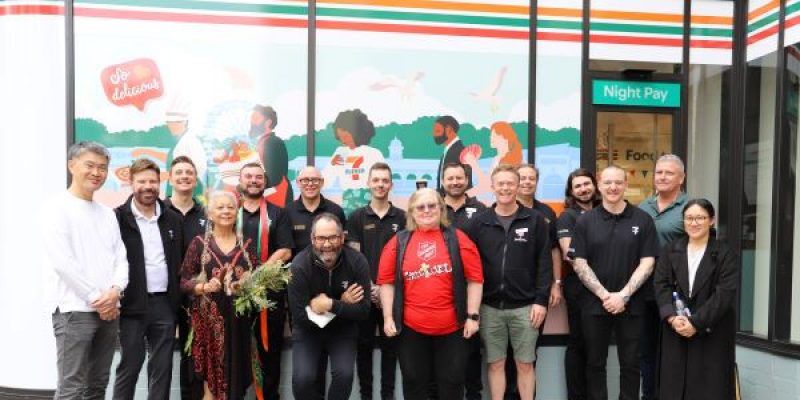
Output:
[
  {"xmin": 113, "ymin": 158, "xmax": 184, "ymax": 400},
  {"xmin": 44, "ymin": 141, "xmax": 129, "ymax": 400}
]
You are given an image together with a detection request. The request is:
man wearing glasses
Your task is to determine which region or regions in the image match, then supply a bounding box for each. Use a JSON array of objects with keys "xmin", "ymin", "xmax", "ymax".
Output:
[
  {"xmin": 637, "ymin": 154, "xmax": 688, "ymax": 400},
  {"xmin": 286, "ymin": 166, "xmax": 348, "ymax": 256},
  {"xmin": 288, "ymin": 213, "xmax": 371, "ymax": 400}
]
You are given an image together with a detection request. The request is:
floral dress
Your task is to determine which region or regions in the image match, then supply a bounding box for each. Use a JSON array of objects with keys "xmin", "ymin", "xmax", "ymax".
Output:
[{"xmin": 180, "ymin": 235, "xmax": 256, "ymax": 400}]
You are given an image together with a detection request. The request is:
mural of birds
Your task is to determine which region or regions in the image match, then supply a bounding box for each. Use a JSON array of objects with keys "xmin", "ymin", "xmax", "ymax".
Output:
[
  {"xmin": 470, "ymin": 66, "xmax": 507, "ymax": 114},
  {"xmin": 369, "ymin": 71, "xmax": 425, "ymax": 103}
]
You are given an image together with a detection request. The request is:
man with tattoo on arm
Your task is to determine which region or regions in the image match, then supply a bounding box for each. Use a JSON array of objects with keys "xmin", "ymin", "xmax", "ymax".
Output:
[{"xmin": 570, "ymin": 166, "xmax": 658, "ymax": 400}]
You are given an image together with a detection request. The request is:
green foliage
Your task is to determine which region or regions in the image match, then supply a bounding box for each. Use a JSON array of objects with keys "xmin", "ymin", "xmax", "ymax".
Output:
[
  {"xmin": 74, "ymin": 118, "xmax": 177, "ymax": 148},
  {"xmin": 233, "ymin": 261, "xmax": 293, "ymax": 317}
]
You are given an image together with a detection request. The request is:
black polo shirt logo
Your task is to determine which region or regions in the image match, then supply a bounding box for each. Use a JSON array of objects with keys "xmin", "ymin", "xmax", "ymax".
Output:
[
  {"xmin": 168, "ymin": 229, "xmax": 175, "ymax": 240},
  {"xmin": 514, "ymin": 227, "xmax": 528, "ymax": 242},
  {"xmin": 391, "ymin": 223, "xmax": 399, "ymax": 232},
  {"xmin": 294, "ymin": 224, "xmax": 306, "ymax": 231},
  {"xmin": 199, "ymin": 218, "xmax": 206, "ymax": 227},
  {"xmin": 364, "ymin": 223, "xmax": 376, "ymax": 230},
  {"xmin": 465, "ymin": 207, "xmax": 477, "ymax": 218},
  {"xmin": 632, "ymin": 226, "xmax": 640, "ymax": 235},
  {"xmin": 341, "ymin": 280, "xmax": 350, "ymax": 289}
]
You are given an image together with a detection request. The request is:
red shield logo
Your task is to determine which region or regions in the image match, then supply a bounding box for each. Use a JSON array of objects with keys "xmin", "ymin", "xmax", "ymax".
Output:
[{"xmin": 417, "ymin": 241, "xmax": 437, "ymax": 262}]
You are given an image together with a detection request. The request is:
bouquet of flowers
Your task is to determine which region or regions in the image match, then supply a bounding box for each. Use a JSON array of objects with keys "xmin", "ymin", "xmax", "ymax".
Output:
[{"xmin": 233, "ymin": 260, "xmax": 292, "ymax": 317}]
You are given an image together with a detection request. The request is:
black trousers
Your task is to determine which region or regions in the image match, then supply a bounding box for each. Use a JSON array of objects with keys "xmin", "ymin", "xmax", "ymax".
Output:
[
  {"xmin": 640, "ymin": 300, "xmax": 660, "ymax": 400},
  {"xmin": 292, "ymin": 326, "xmax": 358, "ymax": 400},
  {"xmin": 356, "ymin": 306, "xmax": 398, "ymax": 399},
  {"xmin": 396, "ymin": 325, "xmax": 468, "ymax": 400},
  {"xmin": 253, "ymin": 308, "xmax": 287, "ymax": 400},
  {"xmin": 583, "ymin": 312, "xmax": 642, "ymax": 400},
  {"xmin": 564, "ymin": 274, "xmax": 587, "ymax": 400},
  {"xmin": 113, "ymin": 295, "xmax": 176, "ymax": 400}
]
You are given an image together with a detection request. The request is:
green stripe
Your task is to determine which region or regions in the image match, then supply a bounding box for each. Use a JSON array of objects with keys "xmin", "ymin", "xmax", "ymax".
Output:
[
  {"xmin": 787, "ymin": 1, "xmax": 800, "ymax": 19},
  {"xmin": 748, "ymin": 10, "xmax": 780, "ymax": 33},
  {"xmin": 316, "ymin": 7, "xmax": 528, "ymax": 28},
  {"xmin": 590, "ymin": 21, "xmax": 682, "ymax": 36},
  {"xmin": 690, "ymin": 27, "xmax": 733, "ymax": 38},
  {"xmin": 537, "ymin": 19, "xmax": 581, "ymax": 31},
  {"xmin": 75, "ymin": 0, "xmax": 308, "ymax": 16}
]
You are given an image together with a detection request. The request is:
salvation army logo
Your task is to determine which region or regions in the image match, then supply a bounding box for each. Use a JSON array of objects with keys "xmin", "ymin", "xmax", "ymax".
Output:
[
  {"xmin": 417, "ymin": 241, "xmax": 437, "ymax": 262},
  {"xmin": 101, "ymin": 58, "xmax": 164, "ymax": 111}
]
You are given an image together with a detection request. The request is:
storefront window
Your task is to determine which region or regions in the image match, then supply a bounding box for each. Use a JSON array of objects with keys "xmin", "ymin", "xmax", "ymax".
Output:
[
  {"xmin": 740, "ymin": 52, "xmax": 777, "ymax": 338},
  {"xmin": 788, "ymin": 45, "xmax": 800, "ymax": 344},
  {"xmin": 687, "ymin": 64, "xmax": 727, "ymax": 208}
]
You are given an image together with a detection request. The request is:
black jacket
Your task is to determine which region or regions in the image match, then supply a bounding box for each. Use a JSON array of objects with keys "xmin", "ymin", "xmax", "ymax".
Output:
[
  {"xmin": 115, "ymin": 196, "xmax": 184, "ymax": 316},
  {"xmin": 464, "ymin": 205, "xmax": 552, "ymax": 308},
  {"xmin": 288, "ymin": 246, "xmax": 371, "ymax": 333}
]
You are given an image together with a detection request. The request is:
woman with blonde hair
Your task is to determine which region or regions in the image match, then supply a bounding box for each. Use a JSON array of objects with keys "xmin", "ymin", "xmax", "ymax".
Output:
[
  {"xmin": 180, "ymin": 190, "xmax": 256, "ymax": 400},
  {"xmin": 377, "ymin": 188, "xmax": 484, "ymax": 400}
]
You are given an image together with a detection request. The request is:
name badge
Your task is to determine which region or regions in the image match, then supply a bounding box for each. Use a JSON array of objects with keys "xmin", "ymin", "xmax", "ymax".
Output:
[
  {"xmin": 294, "ymin": 224, "xmax": 306, "ymax": 231},
  {"xmin": 364, "ymin": 224, "xmax": 376, "ymax": 230}
]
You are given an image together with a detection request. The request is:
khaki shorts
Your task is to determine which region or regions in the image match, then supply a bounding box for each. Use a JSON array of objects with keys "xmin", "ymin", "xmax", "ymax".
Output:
[{"xmin": 479, "ymin": 304, "xmax": 539, "ymax": 364}]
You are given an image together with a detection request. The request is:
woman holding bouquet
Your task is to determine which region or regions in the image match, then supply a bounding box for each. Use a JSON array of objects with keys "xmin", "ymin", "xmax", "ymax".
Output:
[
  {"xmin": 653, "ymin": 199, "xmax": 739, "ymax": 400},
  {"xmin": 181, "ymin": 190, "xmax": 256, "ymax": 400}
]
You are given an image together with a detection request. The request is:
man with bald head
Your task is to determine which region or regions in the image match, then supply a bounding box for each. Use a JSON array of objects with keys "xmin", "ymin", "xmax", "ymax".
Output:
[
  {"xmin": 286, "ymin": 166, "xmax": 348, "ymax": 256},
  {"xmin": 637, "ymin": 154, "xmax": 688, "ymax": 400},
  {"xmin": 570, "ymin": 166, "xmax": 659, "ymax": 400}
]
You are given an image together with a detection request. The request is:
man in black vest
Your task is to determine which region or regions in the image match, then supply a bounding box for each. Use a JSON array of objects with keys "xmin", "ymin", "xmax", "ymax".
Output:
[
  {"xmin": 113, "ymin": 158, "xmax": 184, "ymax": 400},
  {"xmin": 347, "ymin": 162, "xmax": 406, "ymax": 400}
]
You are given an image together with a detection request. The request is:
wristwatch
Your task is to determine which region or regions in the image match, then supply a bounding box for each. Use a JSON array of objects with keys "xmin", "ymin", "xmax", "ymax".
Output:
[
  {"xmin": 467, "ymin": 313, "xmax": 480, "ymax": 322},
  {"xmin": 554, "ymin": 279, "xmax": 562, "ymax": 286}
]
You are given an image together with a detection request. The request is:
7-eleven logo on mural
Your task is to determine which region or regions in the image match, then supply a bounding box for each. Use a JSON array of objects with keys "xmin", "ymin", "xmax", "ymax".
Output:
[
  {"xmin": 345, "ymin": 156, "xmax": 364, "ymax": 181},
  {"xmin": 101, "ymin": 58, "xmax": 164, "ymax": 111}
]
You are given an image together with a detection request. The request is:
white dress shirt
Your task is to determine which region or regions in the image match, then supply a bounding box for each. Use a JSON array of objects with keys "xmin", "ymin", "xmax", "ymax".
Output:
[
  {"xmin": 131, "ymin": 200, "xmax": 168, "ymax": 293},
  {"xmin": 687, "ymin": 244, "xmax": 707, "ymax": 295},
  {"xmin": 44, "ymin": 191, "xmax": 129, "ymax": 313}
]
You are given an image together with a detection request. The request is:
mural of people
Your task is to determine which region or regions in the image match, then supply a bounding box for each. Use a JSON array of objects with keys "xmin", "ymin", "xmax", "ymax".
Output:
[
  {"xmin": 322, "ymin": 109, "xmax": 385, "ymax": 215},
  {"xmin": 249, "ymin": 104, "xmax": 292, "ymax": 207},
  {"xmin": 462, "ymin": 121, "xmax": 523, "ymax": 194},
  {"xmin": 165, "ymin": 104, "xmax": 207, "ymax": 198},
  {"xmin": 432, "ymin": 115, "xmax": 473, "ymax": 192}
]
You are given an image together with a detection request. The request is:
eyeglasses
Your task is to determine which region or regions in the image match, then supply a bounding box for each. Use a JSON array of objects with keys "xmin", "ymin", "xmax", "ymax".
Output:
[
  {"xmin": 414, "ymin": 202, "xmax": 439, "ymax": 212},
  {"xmin": 313, "ymin": 235, "xmax": 341, "ymax": 244},
  {"xmin": 298, "ymin": 177, "xmax": 322, "ymax": 185},
  {"xmin": 683, "ymin": 215, "xmax": 709, "ymax": 224}
]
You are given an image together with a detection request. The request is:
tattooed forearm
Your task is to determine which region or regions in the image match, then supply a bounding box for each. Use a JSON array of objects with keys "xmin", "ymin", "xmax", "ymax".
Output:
[
  {"xmin": 622, "ymin": 257, "xmax": 655, "ymax": 297},
  {"xmin": 574, "ymin": 258, "xmax": 609, "ymax": 300}
]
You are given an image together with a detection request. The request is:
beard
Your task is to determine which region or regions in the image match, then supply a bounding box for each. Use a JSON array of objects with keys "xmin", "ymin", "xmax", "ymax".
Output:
[
  {"xmin": 313, "ymin": 246, "xmax": 341, "ymax": 268},
  {"xmin": 249, "ymin": 124, "xmax": 263, "ymax": 138},
  {"xmin": 433, "ymin": 134, "xmax": 447, "ymax": 145},
  {"xmin": 133, "ymin": 188, "xmax": 158, "ymax": 206},
  {"xmin": 239, "ymin": 184, "xmax": 265, "ymax": 199}
]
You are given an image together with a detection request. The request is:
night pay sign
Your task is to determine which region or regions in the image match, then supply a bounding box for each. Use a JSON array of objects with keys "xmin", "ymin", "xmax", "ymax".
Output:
[{"xmin": 592, "ymin": 80, "xmax": 680, "ymax": 108}]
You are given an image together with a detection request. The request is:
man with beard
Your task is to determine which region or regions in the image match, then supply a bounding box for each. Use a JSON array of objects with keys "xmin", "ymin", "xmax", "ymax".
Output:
[
  {"xmin": 113, "ymin": 158, "xmax": 184, "ymax": 400},
  {"xmin": 570, "ymin": 166, "xmax": 658, "ymax": 400},
  {"xmin": 440, "ymin": 161, "xmax": 485, "ymax": 400},
  {"xmin": 555, "ymin": 168, "xmax": 600, "ymax": 400},
  {"xmin": 432, "ymin": 116, "xmax": 472, "ymax": 192},
  {"xmin": 463, "ymin": 164, "xmax": 552, "ymax": 400},
  {"xmin": 164, "ymin": 155, "xmax": 207, "ymax": 400},
  {"xmin": 288, "ymin": 213, "xmax": 371, "ymax": 400},
  {"xmin": 250, "ymin": 104, "xmax": 292, "ymax": 207},
  {"xmin": 238, "ymin": 162, "xmax": 294, "ymax": 400},
  {"xmin": 347, "ymin": 162, "xmax": 406, "ymax": 400}
]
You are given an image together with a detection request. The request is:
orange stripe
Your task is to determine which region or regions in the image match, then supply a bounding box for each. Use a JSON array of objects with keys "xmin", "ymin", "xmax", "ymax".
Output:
[
  {"xmin": 318, "ymin": 19, "xmax": 529, "ymax": 39},
  {"xmin": 749, "ymin": 0, "xmax": 780, "ymax": 21},
  {"xmin": 537, "ymin": 7, "xmax": 581, "ymax": 19},
  {"xmin": 0, "ymin": 4, "xmax": 63, "ymax": 16},
  {"xmin": 590, "ymin": 10, "xmax": 683, "ymax": 24},
  {"xmin": 691, "ymin": 15, "xmax": 733, "ymax": 25},
  {"xmin": 315, "ymin": 0, "xmax": 528, "ymax": 15}
]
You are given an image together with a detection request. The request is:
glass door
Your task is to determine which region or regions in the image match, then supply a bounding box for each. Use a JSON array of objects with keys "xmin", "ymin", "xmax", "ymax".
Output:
[{"xmin": 595, "ymin": 111, "xmax": 673, "ymax": 204}]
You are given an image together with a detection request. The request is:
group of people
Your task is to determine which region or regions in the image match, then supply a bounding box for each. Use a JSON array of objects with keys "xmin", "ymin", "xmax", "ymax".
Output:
[{"xmin": 46, "ymin": 139, "xmax": 738, "ymax": 400}]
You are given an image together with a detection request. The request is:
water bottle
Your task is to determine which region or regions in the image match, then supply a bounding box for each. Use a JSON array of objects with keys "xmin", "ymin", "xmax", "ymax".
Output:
[{"xmin": 672, "ymin": 291, "xmax": 692, "ymax": 317}]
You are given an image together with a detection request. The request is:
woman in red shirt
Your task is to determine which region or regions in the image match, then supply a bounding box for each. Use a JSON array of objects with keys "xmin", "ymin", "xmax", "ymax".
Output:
[{"xmin": 378, "ymin": 188, "xmax": 483, "ymax": 400}]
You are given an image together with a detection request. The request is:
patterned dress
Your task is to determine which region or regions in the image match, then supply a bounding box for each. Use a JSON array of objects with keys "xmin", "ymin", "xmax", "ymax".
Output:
[{"xmin": 180, "ymin": 235, "xmax": 256, "ymax": 400}]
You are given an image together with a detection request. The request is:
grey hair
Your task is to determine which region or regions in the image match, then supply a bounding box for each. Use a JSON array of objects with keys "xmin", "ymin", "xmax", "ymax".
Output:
[
  {"xmin": 310, "ymin": 212, "xmax": 343, "ymax": 236},
  {"xmin": 656, "ymin": 154, "xmax": 685, "ymax": 174},
  {"xmin": 207, "ymin": 190, "xmax": 239, "ymax": 208},
  {"xmin": 68, "ymin": 141, "xmax": 110, "ymax": 161}
]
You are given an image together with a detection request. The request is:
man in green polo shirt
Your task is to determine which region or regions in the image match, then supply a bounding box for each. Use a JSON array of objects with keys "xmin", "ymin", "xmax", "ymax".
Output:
[{"xmin": 638, "ymin": 154, "xmax": 688, "ymax": 400}]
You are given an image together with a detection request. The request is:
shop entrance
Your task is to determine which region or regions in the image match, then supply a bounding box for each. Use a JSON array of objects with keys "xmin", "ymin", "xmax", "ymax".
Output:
[{"xmin": 594, "ymin": 110, "xmax": 673, "ymax": 204}]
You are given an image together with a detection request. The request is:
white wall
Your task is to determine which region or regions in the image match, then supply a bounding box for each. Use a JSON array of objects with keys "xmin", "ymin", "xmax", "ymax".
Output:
[{"xmin": 0, "ymin": 13, "xmax": 65, "ymax": 390}]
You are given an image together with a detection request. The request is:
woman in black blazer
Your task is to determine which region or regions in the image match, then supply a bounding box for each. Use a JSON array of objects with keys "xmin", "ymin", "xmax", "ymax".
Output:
[{"xmin": 653, "ymin": 198, "xmax": 739, "ymax": 400}]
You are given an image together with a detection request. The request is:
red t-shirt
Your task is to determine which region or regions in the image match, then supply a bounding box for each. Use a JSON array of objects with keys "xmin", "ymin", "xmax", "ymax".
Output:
[{"xmin": 377, "ymin": 228, "xmax": 483, "ymax": 335}]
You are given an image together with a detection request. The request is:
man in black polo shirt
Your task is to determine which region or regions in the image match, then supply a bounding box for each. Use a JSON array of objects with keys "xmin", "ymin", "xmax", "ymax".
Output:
[
  {"xmin": 440, "ymin": 161, "xmax": 485, "ymax": 400},
  {"xmin": 347, "ymin": 162, "xmax": 406, "ymax": 400},
  {"xmin": 287, "ymin": 166, "xmax": 347, "ymax": 255},
  {"xmin": 238, "ymin": 162, "xmax": 294, "ymax": 400},
  {"xmin": 163, "ymin": 155, "xmax": 206, "ymax": 400},
  {"xmin": 555, "ymin": 167, "xmax": 600, "ymax": 400},
  {"xmin": 571, "ymin": 166, "xmax": 658, "ymax": 400},
  {"xmin": 442, "ymin": 162, "xmax": 486, "ymax": 229}
]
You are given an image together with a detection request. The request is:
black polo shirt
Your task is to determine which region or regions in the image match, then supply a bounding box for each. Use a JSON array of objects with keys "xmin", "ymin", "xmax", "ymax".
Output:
[
  {"xmin": 532, "ymin": 199, "xmax": 558, "ymax": 249},
  {"xmin": 571, "ymin": 202, "xmax": 658, "ymax": 315},
  {"xmin": 241, "ymin": 202, "xmax": 294, "ymax": 260},
  {"xmin": 446, "ymin": 196, "xmax": 487, "ymax": 230},
  {"xmin": 556, "ymin": 205, "xmax": 590, "ymax": 260},
  {"xmin": 285, "ymin": 195, "xmax": 347, "ymax": 256},
  {"xmin": 346, "ymin": 203, "xmax": 406, "ymax": 281},
  {"xmin": 164, "ymin": 198, "xmax": 207, "ymax": 254}
]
